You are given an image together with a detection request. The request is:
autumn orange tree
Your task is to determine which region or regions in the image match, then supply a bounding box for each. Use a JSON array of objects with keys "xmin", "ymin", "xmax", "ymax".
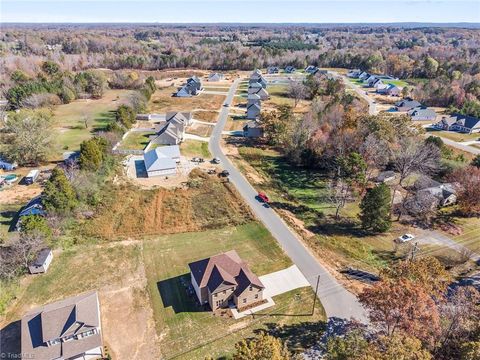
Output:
[
  {"xmin": 359, "ymin": 278, "xmax": 441, "ymax": 346},
  {"xmin": 449, "ymin": 165, "xmax": 480, "ymax": 216}
]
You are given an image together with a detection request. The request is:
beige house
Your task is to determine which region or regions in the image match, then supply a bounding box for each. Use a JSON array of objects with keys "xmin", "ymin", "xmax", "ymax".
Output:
[
  {"xmin": 21, "ymin": 291, "xmax": 103, "ymax": 360},
  {"xmin": 188, "ymin": 250, "xmax": 265, "ymax": 311}
]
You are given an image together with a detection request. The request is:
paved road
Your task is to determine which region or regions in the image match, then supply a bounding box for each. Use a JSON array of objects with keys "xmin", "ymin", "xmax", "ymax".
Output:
[
  {"xmin": 432, "ymin": 135, "xmax": 480, "ymax": 155},
  {"xmin": 330, "ymin": 71, "xmax": 377, "ymax": 115},
  {"xmin": 209, "ymin": 79, "xmax": 367, "ymax": 321}
]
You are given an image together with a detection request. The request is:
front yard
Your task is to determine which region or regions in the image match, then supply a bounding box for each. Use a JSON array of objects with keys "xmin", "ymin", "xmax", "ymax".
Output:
[
  {"xmin": 149, "ymin": 86, "xmax": 226, "ymax": 113},
  {"xmin": 117, "ymin": 131, "xmax": 155, "ymax": 150},
  {"xmin": 143, "ymin": 222, "xmax": 325, "ymax": 359},
  {"xmin": 426, "ymin": 128, "xmax": 480, "ymax": 143}
]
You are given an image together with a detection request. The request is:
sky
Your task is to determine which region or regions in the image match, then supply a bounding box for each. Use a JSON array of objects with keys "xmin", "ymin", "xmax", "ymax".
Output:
[{"xmin": 1, "ymin": 0, "xmax": 479, "ymax": 23}]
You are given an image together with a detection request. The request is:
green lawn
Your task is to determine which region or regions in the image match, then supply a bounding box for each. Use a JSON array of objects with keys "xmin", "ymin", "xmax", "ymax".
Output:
[
  {"xmin": 426, "ymin": 129, "xmax": 480, "ymax": 143},
  {"xmin": 447, "ymin": 217, "xmax": 480, "ymax": 254},
  {"xmin": 267, "ymin": 84, "xmax": 289, "ymax": 96},
  {"xmin": 383, "ymin": 79, "xmax": 408, "ymax": 87},
  {"xmin": 117, "ymin": 131, "xmax": 155, "ymax": 150},
  {"xmin": 180, "ymin": 140, "xmax": 211, "ymax": 158},
  {"xmin": 0, "ymin": 203, "xmax": 20, "ymax": 241},
  {"xmin": 143, "ymin": 222, "xmax": 325, "ymax": 359},
  {"xmin": 52, "ymin": 89, "xmax": 135, "ymax": 157}
]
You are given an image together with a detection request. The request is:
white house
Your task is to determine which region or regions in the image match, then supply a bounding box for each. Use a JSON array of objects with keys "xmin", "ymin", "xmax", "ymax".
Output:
[
  {"xmin": 144, "ymin": 145, "xmax": 181, "ymax": 177},
  {"xmin": 29, "ymin": 248, "xmax": 53, "ymax": 274}
]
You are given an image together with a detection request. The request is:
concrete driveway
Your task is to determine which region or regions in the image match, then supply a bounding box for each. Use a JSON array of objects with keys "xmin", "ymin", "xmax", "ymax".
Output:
[
  {"xmin": 416, "ymin": 229, "xmax": 480, "ymax": 262},
  {"xmin": 259, "ymin": 265, "xmax": 310, "ymax": 298}
]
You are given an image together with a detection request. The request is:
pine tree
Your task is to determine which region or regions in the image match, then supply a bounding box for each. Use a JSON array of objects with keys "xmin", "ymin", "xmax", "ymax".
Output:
[
  {"xmin": 43, "ymin": 168, "xmax": 77, "ymax": 213},
  {"xmin": 79, "ymin": 138, "xmax": 103, "ymax": 171},
  {"xmin": 359, "ymin": 183, "xmax": 392, "ymax": 233}
]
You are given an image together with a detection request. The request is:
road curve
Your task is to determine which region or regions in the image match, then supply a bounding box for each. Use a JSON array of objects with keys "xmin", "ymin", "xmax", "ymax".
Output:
[
  {"xmin": 209, "ymin": 79, "xmax": 367, "ymax": 321},
  {"xmin": 330, "ymin": 71, "xmax": 377, "ymax": 115}
]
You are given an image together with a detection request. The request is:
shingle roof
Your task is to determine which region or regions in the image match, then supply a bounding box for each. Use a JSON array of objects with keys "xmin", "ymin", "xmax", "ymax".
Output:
[
  {"xmin": 32, "ymin": 248, "xmax": 52, "ymax": 266},
  {"xmin": 188, "ymin": 250, "xmax": 264, "ymax": 294},
  {"xmin": 21, "ymin": 291, "xmax": 102, "ymax": 360},
  {"xmin": 144, "ymin": 146, "xmax": 180, "ymax": 172}
]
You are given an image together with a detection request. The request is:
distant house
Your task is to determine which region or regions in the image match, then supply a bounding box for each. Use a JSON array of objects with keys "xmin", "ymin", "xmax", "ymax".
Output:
[
  {"xmin": 375, "ymin": 171, "xmax": 396, "ymax": 183},
  {"xmin": 347, "ymin": 69, "xmax": 362, "ymax": 78},
  {"xmin": 21, "ymin": 291, "xmax": 103, "ymax": 360},
  {"xmin": 175, "ymin": 76, "xmax": 202, "ymax": 97},
  {"xmin": 249, "ymin": 72, "xmax": 267, "ymax": 88},
  {"xmin": 305, "ymin": 65, "xmax": 319, "ymax": 74},
  {"xmin": 376, "ymin": 84, "xmax": 401, "ymax": 96},
  {"xmin": 248, "ymin": 83, "xmax": 269, "ymax": 100},
  {"xmin": 267, "ymin": 66, "xmax": 279, "ymax": 74},
  {"xmin": 29, "ymin": 248, "xmax": 53, "ymax": 274},
  {"xmin": 243, "ymin": 120, "xmax": 264, "ymax": 138},
  {"xmin": 246, "ymin": 103, "xmax": 261, "ymax": 120},
  {"xmin": 408, "ymin": 107, "xmax": 437, "ymax": 121},
  {"xmin": 433, "ymin": 116, "xmax": 458, "ymax": 131},
  {"xmin": 150, "ymin": 112, "xmax": 191, "ymax": 145},
  {"xmin": 418, "ymin": 184, "xmax": 457, "ymax": 207},
  {"xmin": 449, "ymin": 113, "xmax": 480, "ymax": 134},
  {"xmin": 188, "ymin": 250, "xmax": 265, "ymax": 312},
  {"xmin": 284, "ymin": 66, "xmax": 296, "ymax": 73},
  {"xmin": 143, "ymin": 145, "xmax": 180, "ymax": 177},
  {"xmin": 247, "ymin": 93, "xmax": 261, "ymax": 107},
  {"xmin": 395, "ymin": 98, "xmax": 422, "ymax": 112},
  {"xmin": 358, "ymin": 72, "xmax": 370, "ymax": 80},
  {"xmin": 208, "ymin": 73, "xmax": 224, "ymax": 82}
]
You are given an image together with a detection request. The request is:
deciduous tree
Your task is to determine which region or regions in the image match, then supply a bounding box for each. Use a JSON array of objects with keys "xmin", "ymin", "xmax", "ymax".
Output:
[{"xmin": 234, "ymin": 333, "xmax": 291, "ymax": 360}]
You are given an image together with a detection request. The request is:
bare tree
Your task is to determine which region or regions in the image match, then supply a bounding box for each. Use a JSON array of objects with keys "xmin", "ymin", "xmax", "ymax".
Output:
[
  {"xmin": 11, "ymin": 231, "xmax": 45, "ymax": 268},
  {"xmin": 287, "ymin": 79, "xmax": 306, "ymax": 108},
  {"xmin": 81, "ymin": 109, "xmax": 90, "ymax": 129},
  {"xmin": 359, "ymin": 134, "xmax": 390, "ymax": 180},
  {"xmin": 390, "ymin": 139, "xmax": 441, "ymax": 213},
  {"xmin": 328, "ymin": 178, "xmax": 352, "ymax": 220}
]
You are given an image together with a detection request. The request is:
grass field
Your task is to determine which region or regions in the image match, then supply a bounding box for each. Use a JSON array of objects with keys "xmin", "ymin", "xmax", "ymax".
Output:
[
  {"xmin": 226, "ymin": 115, "xmax": 248, "ymax": 131},
  {"xmin": 447, "ymin": 216, "xmax": 480, "ymax": 254},
  {"xmin": 426, "ymin": 129, "xmax": 480, "ymax": 143},
  {"xmin": 0, "ymin": 203, "xmax": 20, "ymax": 241},
  {"xmin": 117, "ymin": 131, "xmax": 155, "ymax": 150},
  {"xmin": 143, "ymin": 222, "xmax": 325, "ymax": 359},
  {"xmin": 234, "ymin": 146, "xmax": 418, "ymax": 271},
  {"xmin": 186, "ymin": 123, "xmax": 214, "ymax": 137},
  {"xmin": 149, "ymin": 86, "xmax": 225, "ymax": 113},
  {"xmin": 180, "ymin": 140, "xmax": 211, "ymax": 158},
  {"xmin": 52, "ymin": 89, "xmax": 135, "ymax": 157}
]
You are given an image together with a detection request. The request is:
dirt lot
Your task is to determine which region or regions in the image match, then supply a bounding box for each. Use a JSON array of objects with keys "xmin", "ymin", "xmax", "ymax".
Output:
[
  {"xmin": 84, "ymin": 170, "xmax": 253, "ymax": 240},
  {"xmin": 148, "ymin": 86, "xmax": 226, "ymax": 114},
  {"xmin": 192, "ymin": 110, "xmax": 219, "ymax": 123}
]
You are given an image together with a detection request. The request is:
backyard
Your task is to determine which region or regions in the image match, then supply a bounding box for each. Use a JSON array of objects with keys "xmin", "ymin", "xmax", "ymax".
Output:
[
  {"xmin": 180, "ymin": 140, "xmax": 211, "ymax": 158},
  {"xmin": 117, "ymin": 131, "xmax": 155, "ymax": 150},
  {"xmin": 52, "ymin": 89, "xmax": 135, "ymax": 158}
]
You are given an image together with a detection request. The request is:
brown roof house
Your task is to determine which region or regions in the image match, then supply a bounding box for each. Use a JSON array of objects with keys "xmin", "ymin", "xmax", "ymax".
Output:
[
  {"xmin": 188, "ymin": 250, "xmax": 265, "ymax": 312},
  {"xmin": 21, "ymin": 291, "xmax": 103, "ymax": 360}
]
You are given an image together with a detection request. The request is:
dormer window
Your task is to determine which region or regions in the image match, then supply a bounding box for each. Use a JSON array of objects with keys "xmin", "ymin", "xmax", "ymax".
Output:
[
  {"xmin": 249, "ymin": 286, "xmax": 253, "ymax": 291},
  {"xmin": 47, "ymin": 338, "xmax": 61, "ymax": 346}
]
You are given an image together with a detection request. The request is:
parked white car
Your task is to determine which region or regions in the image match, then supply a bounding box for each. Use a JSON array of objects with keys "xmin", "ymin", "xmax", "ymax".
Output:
[{"xmin": 397, "ymin": 234, "xmax": 415, "ymax": 243}]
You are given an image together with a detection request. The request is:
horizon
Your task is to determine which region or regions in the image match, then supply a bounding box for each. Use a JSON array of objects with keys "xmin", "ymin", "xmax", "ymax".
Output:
[{"xmin": 1, "ymin": 1, "xmax": 479, "ymax": 24}]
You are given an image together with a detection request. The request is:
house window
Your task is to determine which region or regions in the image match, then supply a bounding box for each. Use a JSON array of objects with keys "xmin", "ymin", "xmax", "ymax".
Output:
[
  {"xmin": 243, "ymin": 298, "xmax": 247, "ymax": 303},
  {"xmin": 255, "ymin": 294, "xmax": 259, "ymax": 299},
  {"xmin": 223, "ymin": 290, "xmax": 226, "ymax": 295},
  {"xmin": 249, "ymin": 286, "xmax": 253, "ymax": 291},
  {"xmin": 214, "ymin": 293, "xmax": 217, "ymax": 297}
]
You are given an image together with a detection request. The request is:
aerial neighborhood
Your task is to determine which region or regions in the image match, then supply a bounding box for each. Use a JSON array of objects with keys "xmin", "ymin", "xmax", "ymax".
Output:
[{"xmin": 0, "ymin": 10, "xmax": 479, "ymax": 360}]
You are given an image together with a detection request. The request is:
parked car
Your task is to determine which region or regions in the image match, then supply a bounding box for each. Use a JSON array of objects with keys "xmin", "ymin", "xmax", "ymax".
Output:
[
  {"xmin": 192, "ymin": 157, "xmax": 204, "ymax": 163},
  {"xmin": 212, "ymin": 157, "xmax": 221, "ymax": 164},
  {"xmin": 219, "ymin": 170, "xmax": 229, "ymax": 177},
  {"xmin": 257, "ymin": 192, "xmax": 270, "ymax": 203},
  {"xmin": 397, "ymin": 234, "xmax": 415, "ymax": 243},
  {"xmin": 207, "ymin": 168, "xmax": 216, "ymax": 174}
]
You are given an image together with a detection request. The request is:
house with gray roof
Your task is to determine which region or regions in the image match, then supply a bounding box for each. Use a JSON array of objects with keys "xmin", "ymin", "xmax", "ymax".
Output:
[
  {"xmin": 433, "ymin": 116, "xmax": 458, "ymax": 131},
  {"xmin": 408, "ymin": 107, "xmax": 437, "ymax": 121},
  {"xmin": 246, "ymin": 103, "xmax": 261, "ymax": 120},
  {"xmin": 358, "ymin": 72, "xmax": 370, "ymax": 80},
  {"xmin": 248, "ymin": 82, "xmax": 269, "ymax": 100},
  {"xmin": 285, "ymin": 66, "xmax": 296, "ymax": 73},
  {"xmin": 175, "ymin": 76, "xmax": 202, "ymax": 97},
  {"xmin": 149, "ymin": 112, "xmax": 191, "ymax": 145},
  {"xmin": 188, "ymin": 250, "xmax": 265, "ymax": 312},
  {"xmin": 347, "ymin": 69, "xmax": 362, "ymax": 78},
  {"xmin": 208, "ymin": 73, "xmax": 224, "ymax": 82},
  {"xmin": 305, "ymin": 65, "xmax": 319, "ymax": 74},
  {"xmin": 376, "ymin": 84, "xmax": 401, "ymax": 96},
  {"xmin": 449, "ymin": 113, "xmax": 480, "ymax": 134},
  {"xmin": 143, "ymin": 145, "xmax": 180, "ymax": 177},
  {"xmin": 267, "ymin": 66, "xmax": 279, "ymax": 74},
  {"xmin": 243, "ymin": 120, "xmax": 264, "ymax": 138},
  {"xmin": 21, "ymin": 291, "xmax": 103, "ymax": 360},
  {"xmin": 395, "ymin": 98, "xmax": 422, "ymax": 112},
  {"xmin": 247, "ymin": 93, "xmax": 261, "ymax": 107}
]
